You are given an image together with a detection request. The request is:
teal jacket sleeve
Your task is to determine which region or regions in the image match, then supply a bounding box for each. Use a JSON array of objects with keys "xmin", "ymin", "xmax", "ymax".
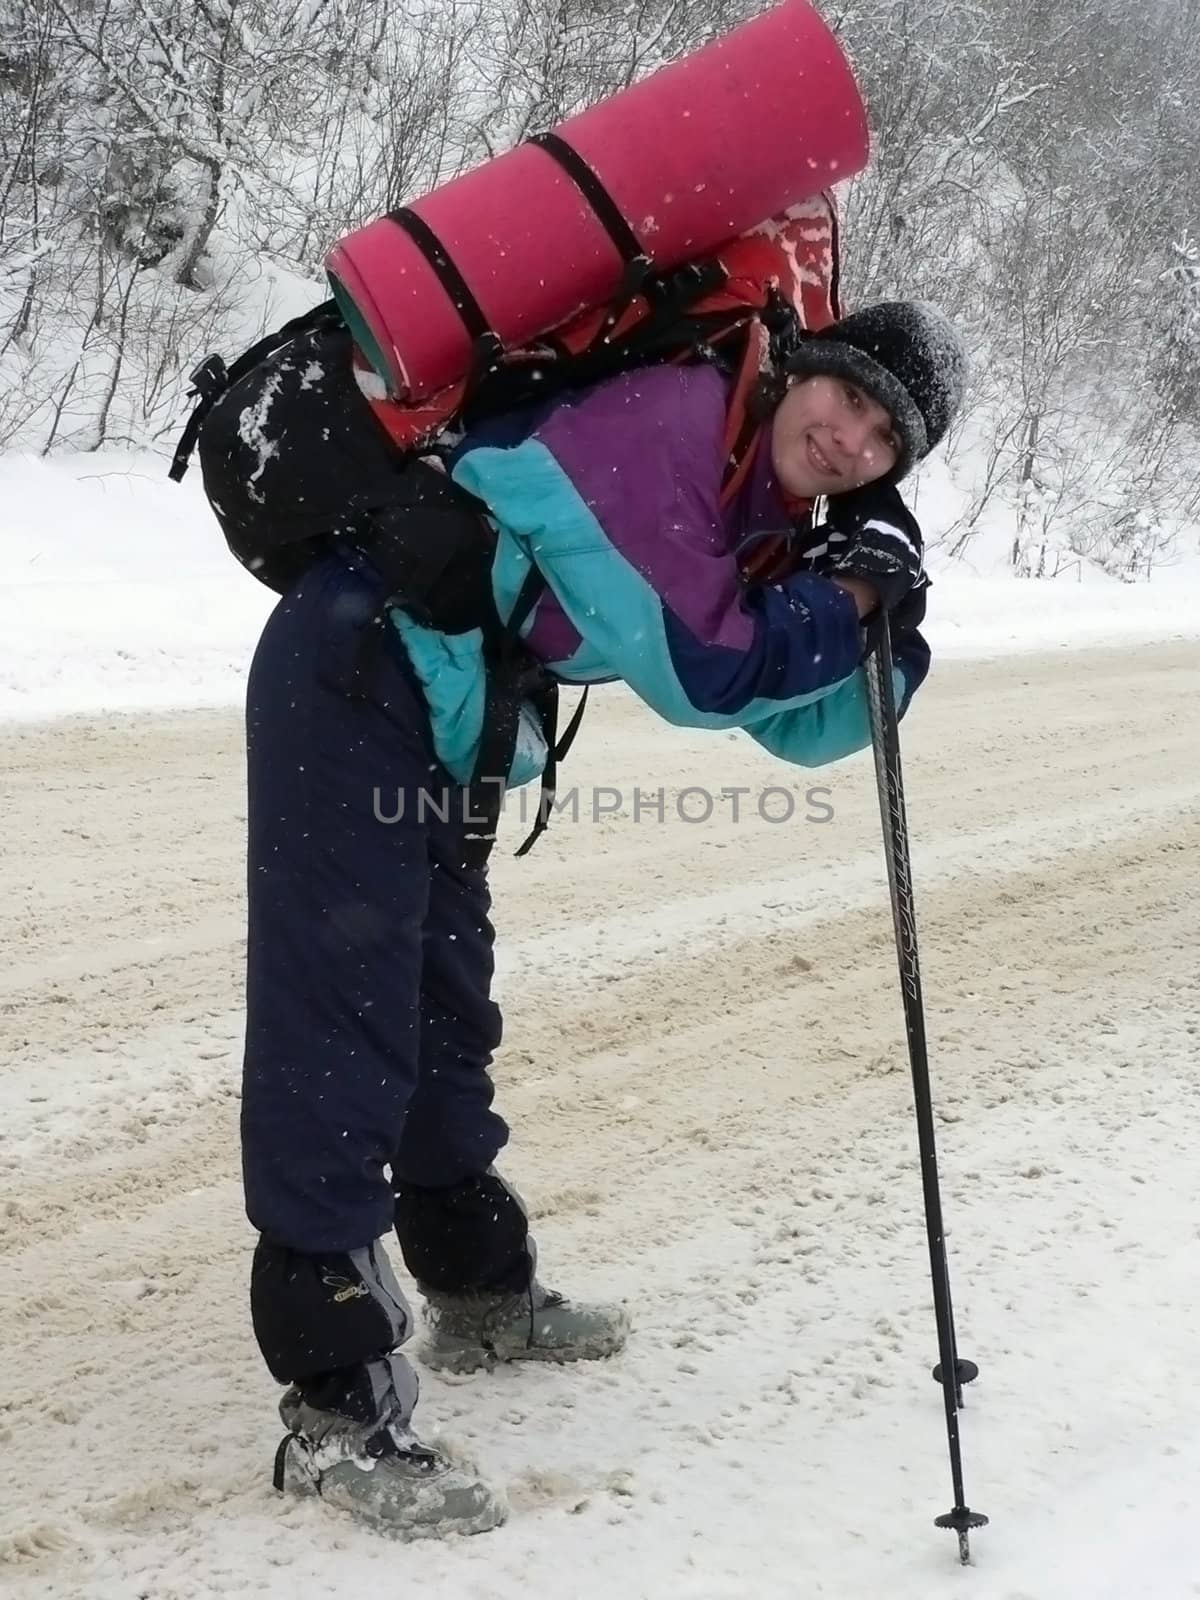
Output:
[{"xmin": 742, "ymin": 635, "xmax": 928, "ymax": 766}]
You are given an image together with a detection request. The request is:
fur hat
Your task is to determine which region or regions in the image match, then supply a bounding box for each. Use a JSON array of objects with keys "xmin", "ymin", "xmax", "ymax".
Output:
[{"xmin": 784, "ymin": 301, "xmax": 967, "ymax": 482}]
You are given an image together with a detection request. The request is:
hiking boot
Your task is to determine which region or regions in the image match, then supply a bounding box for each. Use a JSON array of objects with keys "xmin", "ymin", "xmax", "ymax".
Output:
[
  {"xmin": 420, "ymin": 1281, "xmax": 631, "ymax": 1374},
  {"xmin": 275, "ymin": 1387, "xmax": 506, "ymax": 1538}
]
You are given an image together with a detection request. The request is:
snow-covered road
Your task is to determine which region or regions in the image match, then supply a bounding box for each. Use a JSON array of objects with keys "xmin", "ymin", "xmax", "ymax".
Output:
[{"xmin": 2, "ymin": 640, "xmax": 1199, "ymax": 1598}]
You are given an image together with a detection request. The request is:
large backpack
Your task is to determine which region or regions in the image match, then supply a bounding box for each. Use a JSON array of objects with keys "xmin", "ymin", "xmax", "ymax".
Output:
[{"xmin": 169, "ymin": 197, "xmax": 842, "ymax": 860}]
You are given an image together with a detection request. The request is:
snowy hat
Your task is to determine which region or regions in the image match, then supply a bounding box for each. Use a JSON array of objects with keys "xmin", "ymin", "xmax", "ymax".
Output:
[{"xmin": 785, "ymin": 301, "xmax": 967, "ymax": 483}]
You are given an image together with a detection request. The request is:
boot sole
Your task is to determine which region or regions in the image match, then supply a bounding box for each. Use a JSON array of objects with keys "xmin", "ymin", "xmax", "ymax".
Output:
[
  {"xmin": 421, "ymin": 1334, "xmax": 628, "ymax": 1375},
  {"xmin": 278, "ymin": 1443, "xmax": 507, "ymax": 1537}
]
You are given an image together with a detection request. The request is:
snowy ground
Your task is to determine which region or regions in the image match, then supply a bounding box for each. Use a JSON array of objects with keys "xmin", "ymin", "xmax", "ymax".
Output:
[{"xmin": 3, "ymin": 455, "xmax": 1200, "ymax": 1597}]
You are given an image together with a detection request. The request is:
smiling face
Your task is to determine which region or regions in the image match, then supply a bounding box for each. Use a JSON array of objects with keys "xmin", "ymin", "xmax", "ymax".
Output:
[{"xmin": 770, "ymin": 374, "xmax": 902, "ymax": 499}]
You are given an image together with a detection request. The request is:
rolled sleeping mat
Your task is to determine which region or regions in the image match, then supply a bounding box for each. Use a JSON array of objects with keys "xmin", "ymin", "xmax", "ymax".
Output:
[{"xmin": 327, "ymin": 0, "xmax": 868, "ymax": 398}]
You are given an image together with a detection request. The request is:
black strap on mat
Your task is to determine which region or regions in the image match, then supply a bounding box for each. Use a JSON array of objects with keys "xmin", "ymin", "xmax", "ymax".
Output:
[
  {"xmin": 386, "ymin": 206, "xmax": 507, "ymax": 395},
  {"xmin": 386, "ymin": 207, "xmax": 498, "ymax": 346},
  {"xmin": 528, "ymin": 132, "xmax": 646, "ymax": 267}
]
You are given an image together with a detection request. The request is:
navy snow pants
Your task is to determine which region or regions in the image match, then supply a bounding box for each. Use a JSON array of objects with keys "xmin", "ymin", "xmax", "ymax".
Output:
[{"xmin": 241, "ymin": 554, "xmax": 511, "ymax": 1256}]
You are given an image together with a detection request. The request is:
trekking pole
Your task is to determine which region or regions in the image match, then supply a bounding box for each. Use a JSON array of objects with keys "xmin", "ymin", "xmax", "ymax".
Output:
[{"xmin": 863, "ymin": 612, "xmax": 988, "ymax": 1564}]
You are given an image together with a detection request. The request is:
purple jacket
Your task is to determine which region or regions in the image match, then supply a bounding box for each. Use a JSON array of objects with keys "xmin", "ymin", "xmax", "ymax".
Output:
[{"xmin": 393, "ymin": 363, "xmax": 928, "ymax": 785}]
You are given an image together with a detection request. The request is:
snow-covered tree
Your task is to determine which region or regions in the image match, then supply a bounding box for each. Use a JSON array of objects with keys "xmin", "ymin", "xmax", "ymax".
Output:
[{"xmin": 1, "ymin": 0, "xmax": 1199, "ymax": 574}]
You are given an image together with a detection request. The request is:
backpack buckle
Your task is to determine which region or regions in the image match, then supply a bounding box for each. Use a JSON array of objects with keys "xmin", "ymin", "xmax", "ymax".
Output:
[
  {"xmin": 762, "ymin": 286, "xmax": 802, "ymax": 365},
  {"xmin": 168, "ymin": 354, "xmax": 232, "ymax": 483},
  {"xmin": 589, "ymin": 255, "xmax": 654, "ymax": 348},
  {"xmin": 187, "ymin": 353, "xmax": 229, "ymax": 403}
]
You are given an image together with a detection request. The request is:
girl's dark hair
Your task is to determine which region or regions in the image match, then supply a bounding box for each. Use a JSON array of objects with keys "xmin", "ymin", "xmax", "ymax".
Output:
[{"xmin": 747, "ymin": 368, "xmax": 789, "ymax": 425}]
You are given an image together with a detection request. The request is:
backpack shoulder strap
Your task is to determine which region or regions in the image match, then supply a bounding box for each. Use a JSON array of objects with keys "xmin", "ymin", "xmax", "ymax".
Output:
[{"xmin": 718, "ymin": 320, "xmax": 770, "ymax": 508}]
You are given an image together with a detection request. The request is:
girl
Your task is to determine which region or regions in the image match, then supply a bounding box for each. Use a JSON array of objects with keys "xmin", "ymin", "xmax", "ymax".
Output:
[{"xmin": 225, "ymin": 299, "xmax": 965, "ymax": 1536}]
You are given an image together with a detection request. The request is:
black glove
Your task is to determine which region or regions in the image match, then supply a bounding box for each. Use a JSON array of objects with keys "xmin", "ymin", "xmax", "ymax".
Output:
[
  {"xmin": 799, "ymin": 483, "xmax": 926, "ymax": 616},
  {"xmin": 888, "ymin": 567, "xmax": 929, "ymax": 636}
]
